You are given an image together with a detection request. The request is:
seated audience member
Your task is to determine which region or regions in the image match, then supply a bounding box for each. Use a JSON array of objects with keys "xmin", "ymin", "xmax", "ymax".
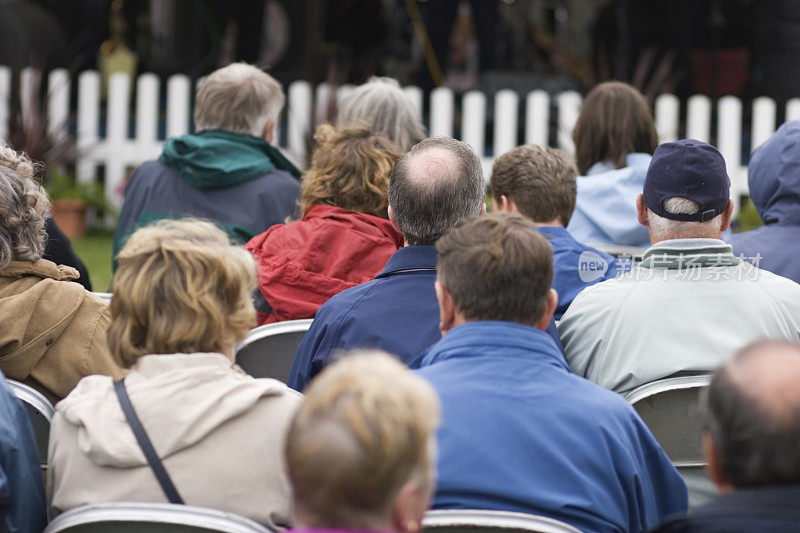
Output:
[
  {"xmin": 246, "ymin": 124, "xmax": 404, "ymax": 324},
  {"xmin": 653, "ymin": 340, "xmax": 800, "ymax": 532},
  {"xmin": 286, "ymin": 351, "xmax": 439, "ymax": 533},
  {"xmin": 287, "ymin": 137, "xmax": 486, "ymax": 391},
  {"xmin": 491, "ymin": 144, "xmax": 619, "ymax": 319},
  {"xmin": 289, "ymin": 137, "xmax": 562, "ymax": 391},
  {"xmin": 113, "ymin": 62, "xmax": 301, "ymax": 260},
  {"xmin": 337, "ymin": 76, "xmax": 426, "ymax": 152},
  {"xmin": 567, "ymin": 81, "xmax": 658, "ymax": 247},
  {"xmin": 0, "ymin": 144, "xmax": 123, "ymax": 403},
  {"xmin": 0, "ymin": 369, "xmax": 46, "ymax": 532},
  {"xmin": 559, "ymin": 139, "xmax": 800, "ymax": 395},
  {"xmin": 417, "ymin": 213, "xmax": 687, "ymax": 533},
  {"xmin": 48, "ymin": 220, "xmax": 303, "ymax": 529},
  {"xmin": 44, "ymin": 218, "xmax": 92, "ymax": 290},
  {"xmin": 730, "ymin": 120, "xmax": 800, "ymax": 283}
]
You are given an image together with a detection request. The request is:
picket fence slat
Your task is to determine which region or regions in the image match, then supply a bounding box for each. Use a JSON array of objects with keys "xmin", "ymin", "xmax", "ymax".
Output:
[
  {"xmin": 462, "ymin": 91, "xmax": 485, "ymax": 156},
  {"xmin": 525, "ymin": 90, "xmax": 549, "ymax": 146},
  {"xmin": 0, "ymin": 66, "xmax": 790, "ymax": 216},
  {"xmin": 0, "ymin": 67, "xmax": 10, "ymax": 141}
]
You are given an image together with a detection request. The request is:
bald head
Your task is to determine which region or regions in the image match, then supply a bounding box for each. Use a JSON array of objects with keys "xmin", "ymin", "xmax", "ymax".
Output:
[
  {"xmin": 705, "ymin": 340, "xmax": 800, "ymax": 488},
  {"xmin": 388, "ymin": 137, "xmax": 484, "ymax": 246}
]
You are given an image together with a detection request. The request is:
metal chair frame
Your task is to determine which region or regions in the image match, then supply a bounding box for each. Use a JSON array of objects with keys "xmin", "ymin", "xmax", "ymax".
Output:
[
  {"xmin": 423, "ymin": 509, "xmax": 582, "ymax": 533},
  {"xmin": 44, "ymin": 502, "xmax": 273, "ymax": 533}
]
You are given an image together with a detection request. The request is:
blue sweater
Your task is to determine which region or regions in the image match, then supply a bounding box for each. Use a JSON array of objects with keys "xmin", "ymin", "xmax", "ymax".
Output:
[{"xmin": 416, "ymin": 321, "xmax": 687, "ymax": 533}]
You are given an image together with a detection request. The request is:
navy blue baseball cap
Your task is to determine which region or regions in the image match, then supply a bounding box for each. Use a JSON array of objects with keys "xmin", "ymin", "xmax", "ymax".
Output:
[{"xmin": 643, "ymin": 139, "xmax": 731, "ymax": 222}]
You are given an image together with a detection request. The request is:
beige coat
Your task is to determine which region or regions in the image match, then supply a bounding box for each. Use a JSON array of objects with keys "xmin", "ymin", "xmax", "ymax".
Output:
[
  {"xmin": 48, "ymin": 352, "xmax": 303, "ymax": 530},
  {"xmin": 0, "ymin": 260, "xmax": 125, "ymax": 403}
]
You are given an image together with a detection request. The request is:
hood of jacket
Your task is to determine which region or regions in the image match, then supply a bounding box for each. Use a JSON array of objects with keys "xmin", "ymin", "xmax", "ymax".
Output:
[
  {"xmin": 159, "ymin": 129, "xmax": 301, "ymax": 190},
  {"xmin": 55, "ymin": 352, "xmax": 294, "ymax": 467},
  {"xmin": 0, "ymin": 260, "xmax": 85, "ymax": 379},
  {"xmin": 748, "ymin": 120, "xmax": 800, "ymax": 226}
]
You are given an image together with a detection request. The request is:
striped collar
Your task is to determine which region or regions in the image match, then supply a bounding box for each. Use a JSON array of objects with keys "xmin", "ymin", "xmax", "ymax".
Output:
[{"xmin": 641, "ymin": 239, "xmax": 739, "ymax": 269}]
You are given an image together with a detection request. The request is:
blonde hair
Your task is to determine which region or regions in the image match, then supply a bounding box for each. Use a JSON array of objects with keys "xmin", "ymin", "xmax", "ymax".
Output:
[
  {"xmin": 298, "ymin": 123, "xmax": 403, "ymax": 219},
  {"xmin": 337, "ymin": 77, "xmax": 426, "ymax": 152},
  {"xmin": 109, "ymin": 219, "xmax": 257, "ymax": 367},
  {"xmin": 286, "ymin": 351, "xmax": 440, "ymax": 530},
  {"xmin": 0, "ymin": 143, "xmax": 50, "ymax": 268},
  {"xmin": 194, "ymin": 62, "xmax": 284, "ymax": 138}
]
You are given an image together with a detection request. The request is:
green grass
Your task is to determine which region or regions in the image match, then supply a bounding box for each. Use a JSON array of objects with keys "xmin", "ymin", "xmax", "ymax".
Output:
[{"xmin": 72, "ymin": 228, "xmax": 115, "ymax": 292}]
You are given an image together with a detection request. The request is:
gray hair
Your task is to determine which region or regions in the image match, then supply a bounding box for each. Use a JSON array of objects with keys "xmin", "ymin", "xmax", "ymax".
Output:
[
  {"xmin": 388, "ymin": 137, "xmax": 484, "ymax": 246},
  {"xmin": 704, "ymin": 340, "xmax": 800, "ymax": 487},
  {"xmin": 0, "ymin": 144, "xmax": 51, "ymax": 269},
  {"xmin": 648, "ymin": 196, "xmax": 723, "ymax": 240},
  {"xmin": 194, "ymin": 63, "xmax": 284, "ymax": 138},
  {"xmin": 337, "ymin": 77, "xmax": 426, "ymax": 152}
]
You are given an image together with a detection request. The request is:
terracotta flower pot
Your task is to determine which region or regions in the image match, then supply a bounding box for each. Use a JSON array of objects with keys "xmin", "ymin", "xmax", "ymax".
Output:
[{"xmin": 52, "ymin": 198, "xmax": 88, "ymax": 239}]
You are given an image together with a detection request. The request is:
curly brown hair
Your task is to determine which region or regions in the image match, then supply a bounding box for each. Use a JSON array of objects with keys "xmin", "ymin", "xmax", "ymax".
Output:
[
  {"xmin": 298, "ymin": 123, "xmax": 403, "ymax": 219},
  {"xmin": 0, "ymin": 144, "xmax": 50, "ymax": 269}
]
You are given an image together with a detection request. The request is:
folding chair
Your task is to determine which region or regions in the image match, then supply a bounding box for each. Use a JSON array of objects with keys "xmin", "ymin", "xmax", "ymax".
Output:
[
  {"xmin": 44, "ymin": 502, "xmax": 273, "ymax": 533},
  {"xmin": 423, "ymin": 510, "xmax": 581, "ymax": 533},
  {"xmin": 6, "ymin": 379, "xmax": 55, "ymax": 468},
  {"xmin": 92, "ymin": 292, "xmax": 112, "ymax": 304},
  {"xmin": 625, "ymin": 375, "xmax": 714, "ymax": 509},
  {"xmin": 234, "ymin": 319, "xmax": 313, "ymax": 382}
]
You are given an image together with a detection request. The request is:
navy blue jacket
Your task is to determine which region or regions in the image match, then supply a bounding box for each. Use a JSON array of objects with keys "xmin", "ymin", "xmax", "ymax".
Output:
[
  {"xmin": 288, "ymin": 246, "xmax": 563, "ymax": 391},
  {"xmin": 0, "ymin": 374, "xmax": 47, "ymax": 533},
  {"xmin": 416, "ymin": 321, "xmax": 688, "ymax": 533},
  {"xmin": 731, "ymin": 120, "xmax": 800, "ymax": 283},
  {"xmin": 113, "ymin": 160, "xmax": 300, "ymax": 260},
  {"xmin": 651, "ymin": 486, "xmax": 800, "ymax": 533},
  {"xmin": 539, "ymin": 226, "xmax": 619, "ymax": 320}
]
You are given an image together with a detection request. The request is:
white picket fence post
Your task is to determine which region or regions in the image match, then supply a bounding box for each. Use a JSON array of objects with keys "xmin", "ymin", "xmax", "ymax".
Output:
[{"xmin": 0, "ymin": 66, "xmax": 796, "ymax": 218}]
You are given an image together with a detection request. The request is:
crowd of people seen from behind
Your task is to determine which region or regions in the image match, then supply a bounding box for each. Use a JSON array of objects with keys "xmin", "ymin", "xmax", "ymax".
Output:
[{"xmin": 1, "ymin": 62, "xmax": 800, "ymax": 533}]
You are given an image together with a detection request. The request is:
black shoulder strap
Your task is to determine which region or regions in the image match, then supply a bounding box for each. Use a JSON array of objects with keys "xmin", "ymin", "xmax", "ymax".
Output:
[{"xmin": 113, "ymin": 379, "xmax": 185, "ymax": 505}]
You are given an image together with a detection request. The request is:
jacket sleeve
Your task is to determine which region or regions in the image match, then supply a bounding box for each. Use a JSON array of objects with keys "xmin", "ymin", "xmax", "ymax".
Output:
[
  {"xmin": 82, "ymin": 298, "xmax": 127, "ymax": 382},
  {"xmin": 287, "ymin": 316, "xmax": 333, "ymax": 392},
  {"xmin": 112, "ymin": 168, "xmax": 149, "ymax": 265}
]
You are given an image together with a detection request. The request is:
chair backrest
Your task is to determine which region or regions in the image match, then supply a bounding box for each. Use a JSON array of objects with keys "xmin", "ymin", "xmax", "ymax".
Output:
[
  {"xmin": 625, "ymin": 375, "xmax": 712, "ymax": 467},
  {"xmin": 92, "ymin": 292, "xmax": 112, "ymax": 303},
  {"xmin": 6, "ymin": 379, "xmax": 55, "ymax": 467},
  {"xmin": 234, "ymin": 319, "xmax": 313, "ymax": 382},
  {"xmin": 423, "ymin": 510, "xmax": 582, "ymax": 533},
  {"xmin": 44, "ymin": 502, "xmax": 273, "ymax": 533}
]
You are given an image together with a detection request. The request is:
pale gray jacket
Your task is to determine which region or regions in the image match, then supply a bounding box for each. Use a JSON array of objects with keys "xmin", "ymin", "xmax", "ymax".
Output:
[{"xmin": 558, "ymin": 239, "xmax": 800, "ymax": 394}]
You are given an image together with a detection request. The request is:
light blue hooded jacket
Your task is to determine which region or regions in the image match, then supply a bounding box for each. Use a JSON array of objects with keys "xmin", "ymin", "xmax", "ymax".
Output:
[
  {"xmin": 567, "ymin": 153, "xmax": 652, "ymax": 247},
  {"xmin": 730, "ymin": 120, "xmax": 800, "ymax": 283}
]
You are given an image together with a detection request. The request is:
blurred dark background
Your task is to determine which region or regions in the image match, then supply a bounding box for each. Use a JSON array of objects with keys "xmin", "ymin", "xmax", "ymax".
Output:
[{"xmin": 0, "ymin": 0, "xmax": 797, "ymax": 101}]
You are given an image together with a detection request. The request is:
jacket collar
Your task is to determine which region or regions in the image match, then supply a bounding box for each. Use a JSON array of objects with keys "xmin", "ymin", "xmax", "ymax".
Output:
[
  {"xmin": 694, "ymin": 485, "xmax": 800, "ymax": 518},
  {"xmin": 376, "ymin": 245, "xmax": 437, "ymax": 278},
  {"xmin": 0, "ymin": 259, "xmax": 79, "ymax": 281},
  {"xmin": 303, "ymin": 205, "xmax": 403, "ymax": 246},
  {"xmin": 536, "ymin": 226, "xmax": 571, "ymax": 240},
  {"xmin": 420, "ymin": 321, "xmax": 567, "ymax": 369},
  {"xmin": 640, "ymin": 239, "xmax": 739, "ymax": 269}
]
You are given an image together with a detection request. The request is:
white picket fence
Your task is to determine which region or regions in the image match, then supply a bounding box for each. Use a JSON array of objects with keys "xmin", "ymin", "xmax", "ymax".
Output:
[{"xmin": 1, "ymin": 65, "xmax": 797, "ymax": 213}]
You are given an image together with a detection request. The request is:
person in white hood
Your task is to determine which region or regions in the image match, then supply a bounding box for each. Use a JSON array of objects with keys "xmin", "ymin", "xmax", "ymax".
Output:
[{"xmin": 47, "ymin": 219, "xmax": 303, "ymax": 530}]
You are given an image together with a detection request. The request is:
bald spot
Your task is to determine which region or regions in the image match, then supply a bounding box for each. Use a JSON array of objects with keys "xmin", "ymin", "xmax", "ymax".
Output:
[
  {"xmin": 726, "ymin": 341, "xmax": 800, "ymax": 421},
  {"xmin": 406, "ymin": 146, "xmax": 461, "ymax": 187}
]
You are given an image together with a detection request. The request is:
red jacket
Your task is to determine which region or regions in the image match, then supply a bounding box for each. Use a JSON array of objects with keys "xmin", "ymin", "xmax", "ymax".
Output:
[{"xmin": 245, "ymin": 204, "xmax": 404, "ymax": 325}]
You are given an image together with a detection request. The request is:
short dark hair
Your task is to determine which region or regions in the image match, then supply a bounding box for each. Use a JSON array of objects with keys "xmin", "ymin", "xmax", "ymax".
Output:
[
  {"xmin": 704, "ymin": 340, "xmax": 800, "ymax": 488},
  {"xmin": 436, "ymin": 213, "xmax": 553, "ymax": 326},
  {"xmin": 490, "ymin": 145, "xmax": 577, "ymax": 226},
  {"xmin": 388, "ymin": 137, "xmax": 484, "ymax": 246},
  {"xmin": 573, "ymin": 81, "xmax": 658, "ymax": 175}
]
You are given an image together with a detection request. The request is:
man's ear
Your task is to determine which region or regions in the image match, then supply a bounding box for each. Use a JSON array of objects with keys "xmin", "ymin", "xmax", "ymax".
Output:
[
  {"xmin": 534, "ymin": 288, "xmax": 558, "ymax": 330},
  {"xmin": 703, "ymin": 431, "xmax": 733, "ymax": 494},
  {"xmin": 480, "ymin": 202, "xmax": 487, "ymax": 215},
  {"xmin": 719, "ymin": 199, "xmax": 734, "ymax": 232},
  {"xmin": 493, "ymin": 195, "xmax": 516, "ymax": 214},
  {"xmin": 262, "ymin": 119, "xmax": 276, "ymax": 143},
  {"xmin": 636, "ymin": 194, "xmax": 649, "ymax": 227},
  {"xmin": 391, "ymin": 479, "xmax": 430, "ymax": 533},
  {"xmin": 435, "ymin": 281, "xmax": 456, "ymax": 335},
  {"xmin": 388, "ymin": 205, "xmax": 402, "ymax": 233}
]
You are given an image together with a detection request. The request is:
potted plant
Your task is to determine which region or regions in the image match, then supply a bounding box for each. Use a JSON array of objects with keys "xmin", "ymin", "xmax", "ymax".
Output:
[{"xmin": 44, "ymin": 170, "xmax": 112, "ymax": 239}]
